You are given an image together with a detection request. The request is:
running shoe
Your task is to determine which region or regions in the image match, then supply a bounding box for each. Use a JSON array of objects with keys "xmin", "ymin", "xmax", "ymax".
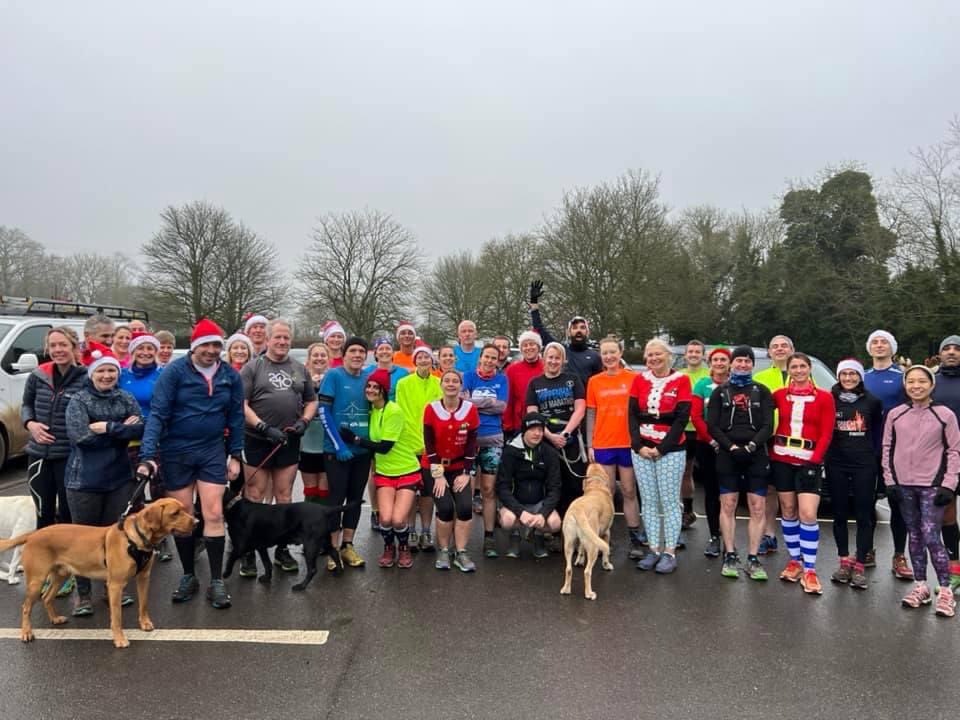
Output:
[
  {"xmin": 935, "ymin": 586, "xmax": 956, "ymax": 617},
  {"xmin": 157, "ymin": 537, "xmax": 173, "ymax": 562},
  {"xmin": 902, "ymin": 582, "xmax": 932, "ymax": 608},
  {"xmin": 171, "ymin": 574, "xmax": 199, "ymax": 603},
  {"xmin": 779, "ymin": 560, "xmax": 803, "ymax": 583},
  {"xmin": 55, "ymin": 576, "xmax": 76, "ymax": 598},
  {"xmin": 758, "ymin": 535, "xmax": 778, "ymax": 555},
  {"xmin": 340, "ymin": 543, "xmax": 365, "ymax": 567},
  {"xmin": 864, "ymin": 548, "xmax": 877, "ymax": 568},
  {"xmin": 483, "ymin": 535, "xmax": 499, "ymax": 558},
  {"xmin": 72, "ymin": 596, "xmax": 93, "ymax": 617},
  {"xmin": 532, "ymin": 533, "xmax": 548, "ymax": 559},
  {"xmin": 800, "ymin": 570, "xmax": 823, "ymax": 595},
  {"xmin": 506, "ymin": 532, "xmax": 521, "ymax": 559},
  {"xmin": 682, "ymin": 511, "xmax": 697, "ymax": 529},
  {"xmin": 637, "ymin": 552, "xmax": 660, "ymax": 571},
  {"xmin": 892, "ymin": 553, "xmax": 914, "ymax": 581},
  {"xmin": 239, "ymin": 552, "xmax": 258, "ymax": 578},
  {"xmin": 454, "ymin": 550, "xmax": 477, "ymax": 573},
  {"xmin": 378, "ymin": 544, "xmax": 397, "ymax": 568},
  {"xmin": 747, "ymin": 558, "xmax": 768, "ymax": 581},
  {"xmin": 370, "ymin": 510, "xmax": 380, "ymax": 532},
  {"xmin": 849, "ymin": 564, "xmax": 868, "ymax": 590},
  {"xmin": 636, "ymin": 528, "xmax": 649, "ymax": 547},
  {"xmin": 120, "ymin": 593, "xmax": 134, "ymax": 607},
  {"xmin": 721, "ymin": 553, "xmax": 739, "ymax": 578},
  {"xmin": 704, "ymin": 536, "xmax": 721, "ymax": 558},
  {"xmin": 409, "ymin": 530, "xmax": 420, "ymax": 553},
  {"xmin": 435, "ymin": 548, "xmax": 451, "ymax": 571},
  {"xmin": 949, "ymin": 561, "xmax": 960, "ymax": 594},
  {"xmin": 831, "ymin": 558, "xmax": 852, "ymax": 584},
  {"xmin": 675, "ymin": 531, "xmax": 687, "ymax": 550},
  {"xmin": 274, "ymin": 546, "xmax": 299, "ymax": 573},
  {"xmin": 419, "ymin": 531, "xmax": 435, "ymax": 553},
  {"xmin": 655, "ymin": 553, "xmax": 677, "ymax": 574},
  {"xmin": 206, "ymin": 580, "xmax": 231, "ymax": 609},
  {"xmin": 547, "ymin": 533, "xmax": 563, "ymax": 553},
  {"xmin": 397, "ymin": 545, "xmax": 414, "ymax": 569},
  {"xmin": 326, "ymin": 556, "xmax": 340, "ymax": 572},
  {"xmin": 628, "ymin": 541, "xmax": 645, "ymax": 561}
]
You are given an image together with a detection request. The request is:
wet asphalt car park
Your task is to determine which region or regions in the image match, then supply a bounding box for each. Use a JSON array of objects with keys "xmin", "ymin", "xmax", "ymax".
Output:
[{"xmin": 0, "ymin": 462, "xmax": 954, "ymax": 720}]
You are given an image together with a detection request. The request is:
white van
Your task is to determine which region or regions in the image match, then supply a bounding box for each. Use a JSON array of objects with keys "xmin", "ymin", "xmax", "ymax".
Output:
[{"xmin": 0, "ymin": 297, "xmax": 149, "ymax": 468}]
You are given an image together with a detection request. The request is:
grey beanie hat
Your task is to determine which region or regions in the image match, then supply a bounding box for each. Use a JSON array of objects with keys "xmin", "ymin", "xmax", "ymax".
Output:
[{"xmin": 940, "ymin": 335, "xmax": 960, "ymax": 352}]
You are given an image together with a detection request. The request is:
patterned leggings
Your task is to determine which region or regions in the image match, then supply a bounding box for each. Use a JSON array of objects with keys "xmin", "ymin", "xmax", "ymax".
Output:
[
  {"xmin": 899, "ymin": 486, "xmax": 949, "ymax": 585},
  {"xmin": 631, "ymin": 450, "xmax": 685, "ymax": 551}
]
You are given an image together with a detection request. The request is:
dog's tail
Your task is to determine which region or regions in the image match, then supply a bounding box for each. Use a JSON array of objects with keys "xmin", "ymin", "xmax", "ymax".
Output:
[
  {"xmin": 0, "ymin": 532, "xmax": 34, "ymax": 552},
  {"xmin": 573, "ymin": 516, "xmax": 610, "ymax": 556}
]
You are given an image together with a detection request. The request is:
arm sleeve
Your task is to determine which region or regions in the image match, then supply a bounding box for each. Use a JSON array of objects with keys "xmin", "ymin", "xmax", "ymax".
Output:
[
  {"xmin": 751, "ymin": 386, "xmax": 775, "ymax": 446},
  {"xmin": 66, "ymin": 397, "xmax": 104, "ymax": 447},
  {"xmin": 690, "ymin": 394, "xmax": 708, "ymax": 440},
  {"xmin": 140, "ymin": 368, "xmax": 174, "ymax": 461},
  {"xmin": 227, "ymin": 371, "xmax": 246, "ymax": 456},
  {"xmin": 628, "ymin": 395, "xmax": 643, "ymax": 450},
  {"xmin": 881, "ymin": 409, "xmax": 898, "ymax": 486},
  {"xmin": 529, "ymin": 308, "xmax": 557, "ymax": 346},
  {"xmin": 810, "ymin": 392, "xmax": 836, "ymax": 465},
  {"xmin": 20, "ymin": 374, "xmax": 37, "ymax": 427},
  {"xmin": 656, "ymin": 401, "xmax": 691, "ymax": 454},
  {"xmin": 318, "ymin": 396, "xmax": 346, "ymax": 452},
  {"xmin": 541, "ymin": 449, "xmax": 562, "ymax": 518},
  {"xmin": 585, "ymin": 407, "xmax": 596, "ymax": 448},
  {"xmin": 462, "ymin": 426, "xmax": 478, "ymax": 474},
  {"xmin": 495, "ymin": 451, "xmax": 525, "ymax": 517},
  {"xmin": 706, "ymin": 387, "xmax": 733, "ymax": 450},
  {"xmin": 942, "ymin": 410, "xmax": 960, "ymax": 492},
  {"xmin": 353, "ymin": 437, "xmax": 395, "ymax": 454},
  {"xmin": 423, "ymin": 411, "xmax": 439, "ymax": 462}
]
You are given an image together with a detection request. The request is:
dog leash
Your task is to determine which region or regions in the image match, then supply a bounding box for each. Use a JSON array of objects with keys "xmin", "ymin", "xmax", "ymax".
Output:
[
  {"xmin": 241, "ymin": 440, "xmax": 285, "ymax": 488},
  {"xmin": 117, "ymin": 469, "xmax": 153, "ymax": 529}
]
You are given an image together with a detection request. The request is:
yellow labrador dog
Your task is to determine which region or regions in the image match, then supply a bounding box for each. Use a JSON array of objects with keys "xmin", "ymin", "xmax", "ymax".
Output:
[{"xmin": 560, "ymin": 463, "xmax": 614, "ymax": 600}]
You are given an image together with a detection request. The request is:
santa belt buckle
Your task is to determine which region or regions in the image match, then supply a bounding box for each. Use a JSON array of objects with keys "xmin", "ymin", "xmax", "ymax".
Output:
[{"xmin": 778, "ymin": 435, "xmax": 813, "ymax": 450}]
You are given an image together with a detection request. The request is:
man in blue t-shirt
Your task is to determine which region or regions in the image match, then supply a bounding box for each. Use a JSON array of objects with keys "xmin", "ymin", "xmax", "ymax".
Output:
[
  {"xmin": 462, "ymin": 343, "xmax": 508, "ymax": 557},
  {"xmin": 863, "ymin": 329, "xmax": 910, "ymax": 580},
  {"xmin": 454, "ymin": 319, "xmax": 481, "ymax": 373},
  {"xmin": 934, "ymin": 334, "xmax": 960, "ymax": 587},
  {"xmin": 318, "ymin": 336, "xmax": 372, "ymax": 569}
]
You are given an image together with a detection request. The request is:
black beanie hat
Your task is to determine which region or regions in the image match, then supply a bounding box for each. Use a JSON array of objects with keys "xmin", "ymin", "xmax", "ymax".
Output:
[
  {"xmin": 344, "ymin": 336, "xmax": 369, "ymax": 353},
  {"xmin": 730, "ymin": 345, "xmax": 755, "ymax": 363}
]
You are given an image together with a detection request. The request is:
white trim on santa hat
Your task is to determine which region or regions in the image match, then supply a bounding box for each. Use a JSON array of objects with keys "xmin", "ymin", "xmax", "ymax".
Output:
[
  {"xmin": 244, "ymin": 314, "xmax": 268, "ymax": 333},
  {"xmin": 412, "ymin": 344, "xmax": 433, "ymax": 359},
  {"xmin": 322, "ymin": 321, "xmax": 345, "ymax": 340},
  {"xmin": 517, "ymin": 330, "xmax": 543, "ymax": 348},
  {"xmin": 86, "ymin": 348, "xmax": 121, "ymax": 377},
  {"xmin": 396, "ymin": 321, "xmax": 416, "ymax": 338},
  {"xmin": 128, "ymin": 333, "xmax": 160, "ymax": 354}
]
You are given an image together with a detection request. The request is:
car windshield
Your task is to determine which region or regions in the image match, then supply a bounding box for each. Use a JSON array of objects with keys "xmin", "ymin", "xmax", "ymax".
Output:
[{"xmin": 0, "ymin": 323, "xmax": 13, "ymax": 345}]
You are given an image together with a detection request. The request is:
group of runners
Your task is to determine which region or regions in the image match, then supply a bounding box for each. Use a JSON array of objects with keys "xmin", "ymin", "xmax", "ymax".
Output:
[{"xmin": 16, "ymin": 284, "xmax": 960, "ymax": 619}]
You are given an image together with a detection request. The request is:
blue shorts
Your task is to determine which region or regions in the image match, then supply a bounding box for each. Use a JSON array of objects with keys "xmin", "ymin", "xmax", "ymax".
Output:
[
  {"xmin": 161, "ymin": 447, "xmax": 227, "ymax": 491},
  {"xmin": 594, "ymin": 447, "xmax": 632, "ymax": 468},
  {"xmin": 477, "ymin": 446, "xmax": 503, "ymax": 474}
]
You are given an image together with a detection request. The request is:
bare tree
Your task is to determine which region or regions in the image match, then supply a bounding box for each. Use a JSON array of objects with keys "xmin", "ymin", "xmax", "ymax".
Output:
[
  {"xmin": 0, "ymin": 226, "xmax": 46, "ymax": 296},
  {"xmin": 476, "ymin": 234, "xmax": 544, "ymax": 341},
  {"xmin": 298, "ymin": 209, "xmax": 424, "ymax": 339},
  {"xmin": 60, "ymin": 252, "xmax": 139, "ymax": 305},
  {"xmin": 419, "ymin": 251, "xmax": 487, "ymax": 338},
  {"xmin": 141, "ymin": 201, "xmax": 284, "ymax": 330}
]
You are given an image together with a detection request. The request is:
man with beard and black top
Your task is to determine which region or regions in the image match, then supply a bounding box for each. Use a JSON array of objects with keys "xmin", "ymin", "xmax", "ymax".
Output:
[
  {"xmin": 493, "ymin": 335, "xmax": 513, "ymax": 372},
  {"xmin": 934, "ymin": 334, "xmax": 960, "ymax": 590},
  {"xmin": 707, "ymin": 346, "xmax": 774, "ymax": 582},
  {"xmin": 528, "ymin": 280, "xmax": 601, "ymax": 389}
]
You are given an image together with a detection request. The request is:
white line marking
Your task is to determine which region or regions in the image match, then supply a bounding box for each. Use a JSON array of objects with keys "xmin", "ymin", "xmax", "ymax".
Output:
[{"xmin": 0, "ymin": 628, "xmax": 328, "ymax": 644}]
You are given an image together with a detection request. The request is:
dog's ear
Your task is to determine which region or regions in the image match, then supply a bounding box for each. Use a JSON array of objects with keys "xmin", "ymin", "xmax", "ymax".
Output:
[{"xmin": 138, "ymin": 502, "xmax": 163, "ymax": 535}]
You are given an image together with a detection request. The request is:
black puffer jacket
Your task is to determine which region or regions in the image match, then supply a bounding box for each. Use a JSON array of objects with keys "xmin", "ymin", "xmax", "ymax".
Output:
[
  {"xmin": 20, "ymin": 363, "xmax": 88, "ymax": 460},
  {"xmin": 495, "ymin": 434, "xmax": 562, "ymax": 519}
]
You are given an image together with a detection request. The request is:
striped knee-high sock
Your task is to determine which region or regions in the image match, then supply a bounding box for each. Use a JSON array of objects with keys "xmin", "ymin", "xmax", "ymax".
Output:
[
  {"xmin": 799, "ymin": 522, "xmax": 819, "ymax": 570},
  {"xmin": 780, "ymin": 517, "xmax": 801, "ymax": 561}
]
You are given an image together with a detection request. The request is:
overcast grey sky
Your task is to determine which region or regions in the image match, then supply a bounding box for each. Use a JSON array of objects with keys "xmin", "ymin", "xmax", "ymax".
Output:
[{"xmin": 2, "ymin": 1, "xmax": 957, "ymax": 268}]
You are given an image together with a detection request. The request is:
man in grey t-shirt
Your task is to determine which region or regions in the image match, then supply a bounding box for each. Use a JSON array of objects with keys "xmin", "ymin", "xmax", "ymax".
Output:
[{"xmin": 239, "ymin": 319, "xmax": 317, "ymax": 575}]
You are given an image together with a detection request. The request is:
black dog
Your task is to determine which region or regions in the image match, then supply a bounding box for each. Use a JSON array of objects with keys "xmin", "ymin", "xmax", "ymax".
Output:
[{"xmin": 222, "ymin": 484, "xmax": 359, "ymax": 591}]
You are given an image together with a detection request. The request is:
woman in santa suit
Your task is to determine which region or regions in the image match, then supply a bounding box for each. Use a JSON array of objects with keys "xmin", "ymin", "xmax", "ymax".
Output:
[
  {"xmin": 422, "ymin": 369, "xmax": 480, "ymax": 573},
  {"xmin": 771, "ymin": 352, "xmax": 835, "ymax": 595}
]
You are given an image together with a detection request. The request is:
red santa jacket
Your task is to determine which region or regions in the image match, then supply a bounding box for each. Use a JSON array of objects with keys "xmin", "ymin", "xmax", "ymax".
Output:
[{"xmin": 771, "ymin": 384, "xmax": 835, "ymax": 465}]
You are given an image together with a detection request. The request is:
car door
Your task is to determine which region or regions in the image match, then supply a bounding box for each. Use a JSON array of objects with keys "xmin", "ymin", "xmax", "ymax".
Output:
[{"xmin": 0, "ymin": 322, "xmax": 52, "ymax": 463}]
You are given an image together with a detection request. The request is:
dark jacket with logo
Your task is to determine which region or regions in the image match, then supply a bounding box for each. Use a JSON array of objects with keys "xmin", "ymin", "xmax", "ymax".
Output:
[
  {"xmin": 496, "ymin": 434, "xmax": 562, "ymax": 519},
  {"xmin": 65, "ymin": 382, "xmax": 143, "ymax": 492},
  {"xmin": 20, "ymin": 362, "xmax": 88, "ymax": 460},
  {"xmin": 827, "ymin": 384, "xmax": 883, "ymax": 467}
]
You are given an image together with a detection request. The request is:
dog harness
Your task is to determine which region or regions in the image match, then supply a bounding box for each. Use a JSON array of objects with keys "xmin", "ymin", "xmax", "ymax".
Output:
[{"xmin": 124, "ymin": 520, "xmax": 160, "ymax": 574}]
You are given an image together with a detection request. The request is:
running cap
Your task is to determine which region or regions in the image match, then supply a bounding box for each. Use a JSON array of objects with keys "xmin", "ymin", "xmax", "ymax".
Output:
[
  {"xmin": 82, "ymin": 342, "xmax": 121, "ymax": 377},
  {"xmin": 836, "ymin": 358, "xmax": 865, "ymax": 381},
  {"xmin": 190, "ymin": 318, "xmax": 225, "ymax": 350},
  {"xmin": 343, "ymin": 336, "xmax": 368, "ymax": 353},
  {"xmin": 940, "ymin": 335, "xmax": 960, "ymax": 352},
  {"xmin": 521, "ymin": 412, "xmax": 547, "ymax": 431},
  {"xmin": 866, "ymin": 330, "xmax": 898, "ymax": 356},
  {"xmin": 730, "ymin": 345, "xmax": 755, "ymax": 363},
  {"xmin": 567, "ymin": 316, "xmax": 589, "ymax": 331}
]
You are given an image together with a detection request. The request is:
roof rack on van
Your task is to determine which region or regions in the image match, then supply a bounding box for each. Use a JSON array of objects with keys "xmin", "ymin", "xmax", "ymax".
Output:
[{"xmin": 0, "ymin": 296, "xmax": 149, "ymax": 322}]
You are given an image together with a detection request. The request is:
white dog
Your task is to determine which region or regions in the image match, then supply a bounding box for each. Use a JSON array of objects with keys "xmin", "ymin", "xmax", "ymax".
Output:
[{"xmin": 0, "ymin": 497, "xmax": 37, "ymax": 584}]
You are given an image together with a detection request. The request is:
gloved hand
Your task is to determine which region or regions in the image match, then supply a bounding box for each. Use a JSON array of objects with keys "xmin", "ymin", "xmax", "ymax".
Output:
[
  {"xmin": 286, "ymin": 418, "xmax": 308, "ymax": 438},
  {"xmin": 934, "ymin": 486, "xmax": 955, "ymax": 507},
  {"xmin": 529, "ymin": 280, "xmax": 544, "ymax": 304},
  {"xmin": 731, "ymin": 446, "xmax": 751, "ymax": 462},
  {"xmin": 339, "ymin": 425, "xmax": 356, "ymax": 444},
  {"xmin": 430, "ymin": 464, "xmax": 445, "ymax": 480},
  {"xmin": 335, "ymin": 446, "xmax": 355, "ymax": 462},
  {"xmin": 256, "ymin": 422, "xmax": 287, "ymax": 445},
  {"xmin": 885, "ymin": 485, "xmax": 904, "ymax": 505}
]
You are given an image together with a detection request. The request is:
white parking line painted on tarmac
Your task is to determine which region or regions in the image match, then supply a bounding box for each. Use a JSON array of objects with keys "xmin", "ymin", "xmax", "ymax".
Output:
[{"xmin": 0, "ymin": 628, "xmax": 329, "ymax": 644}]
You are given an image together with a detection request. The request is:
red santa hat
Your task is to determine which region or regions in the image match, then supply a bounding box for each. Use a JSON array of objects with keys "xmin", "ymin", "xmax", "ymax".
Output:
[
  {"xmin": 321, "ymin": 320, "xmax": 346, "ymax": 341},
  {"xmin": 190, "ymin": 318, "xmax": 225, "ymax": 351},
  {"xmin": 411, "ymin": 340, "xmax": 433, "ymax": 361},
  {"xmin": 396, "ymin": 320, "xmax": 416, "ymax": 338},
  {"xmin": 128, "ymin": 331, "xmax": 160, "ymax": 354},
  {"xmin": 517, "ymin": 329, "xmax": 543, "ymax": 348},
  {"xmin": 244, "ymin": 314, "xmax": 269, "ymax": 333},
  {"xmin": 226, "ymin": 332, "xmax": 255, "ymax": 356},
  {"xmin": 82, "ymin": 342, "xmax": 121, "ymax": 377}
]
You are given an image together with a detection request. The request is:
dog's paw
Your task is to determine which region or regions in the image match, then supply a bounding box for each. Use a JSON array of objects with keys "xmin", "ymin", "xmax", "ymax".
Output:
[
  {"xmin": 139, "ymin": 618, "xmax": 155, "ymax": 632},
  {"xmin": 291, "ymin": 583, "xmax": 306, "ymax": 592},
  {"xmin": 20, "ymin": 629, "xmax": 33, "ymax": 643},
  {"xmin": 257, "ymin": 574, "xmax": 272, "ymax": 585},
  {"xmin": 574, "ymin": 555, "xmax": 585, "ymax": 567},
  {"xmin": 585, "ymin": 591, "xmax": 597, "ymax": 600},
  {"xmin": 560, "ymin": 585, "xmax": 571, "ymax": 595},
  {"xmin": 602, "ymin": 561, "xmax": 613, "ymax": 571},
  {"xmin": 51, "ymin": 615, "xmax": 68, "ymax": 626},
  {"xmin": 113, "ymin": 636, "xmax": 130, "ymax": 649}
]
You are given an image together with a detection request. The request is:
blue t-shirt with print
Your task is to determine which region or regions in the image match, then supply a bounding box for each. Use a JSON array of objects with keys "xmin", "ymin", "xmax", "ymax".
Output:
[
  {"xmin": 462, "ymin": 370, "xmax": 508, "ymax": 438},
  {"xmin": 455, "ymin": 345, "xmax": 481, "ymax": 374},
  {"xmin": 319, "ymin": 366, "xmax": 371, "ymax": 454}
]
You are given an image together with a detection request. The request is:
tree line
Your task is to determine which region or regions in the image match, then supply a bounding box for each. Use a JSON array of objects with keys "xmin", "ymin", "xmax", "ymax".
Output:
[{"xmin": 1, "ymin": 117, "xmax": 957, "ymax": 363}]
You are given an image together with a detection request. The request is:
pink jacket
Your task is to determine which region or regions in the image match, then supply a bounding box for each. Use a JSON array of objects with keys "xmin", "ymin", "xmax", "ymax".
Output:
[{"xmin": 882, "ymin": 403, "xmax": 960, "ymax": 490}]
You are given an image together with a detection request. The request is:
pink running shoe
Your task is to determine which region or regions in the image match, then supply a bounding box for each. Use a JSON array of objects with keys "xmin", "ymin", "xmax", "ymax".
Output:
[{"xmin": 901, "ymin": 582, "xmax": 932, "ymax": 608}]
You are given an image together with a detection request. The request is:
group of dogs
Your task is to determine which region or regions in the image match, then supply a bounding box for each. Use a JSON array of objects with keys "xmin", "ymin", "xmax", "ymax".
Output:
[{"xmin": 0, "ymin": 464, "xmax": 615, "ymax": 648}]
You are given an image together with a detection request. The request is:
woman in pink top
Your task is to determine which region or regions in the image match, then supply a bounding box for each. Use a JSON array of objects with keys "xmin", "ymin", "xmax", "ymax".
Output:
[{"xmin": 883, "ymin": 365, "xmax": 960, "ymax": 617}]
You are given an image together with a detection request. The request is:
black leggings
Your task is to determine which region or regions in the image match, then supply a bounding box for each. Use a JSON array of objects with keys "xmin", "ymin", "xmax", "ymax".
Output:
[
  {"xmin": 826, "ymin": 461, "xmax": 875, "ymax": 563},
  {"xmin": 694, "ymin": 442, "xmax": 720, "ymax": 537},
  {"xmin": 423, "ymin": 470, "xmax": 473, "ymax": 522},
  {"xmin": 325, "ymin": 453, "xmax": 372, "ymax": 532},
  {"xmin": 27, "ymin": 457, "xmax": 71, "ymax": 528},
  {"xmin": 67, "ymin": 483, "xmax": 136, "ymax": 598}
]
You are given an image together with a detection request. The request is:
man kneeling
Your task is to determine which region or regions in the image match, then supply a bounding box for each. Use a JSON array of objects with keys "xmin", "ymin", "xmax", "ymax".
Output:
[{"xmin": 496, "ymin": 412, "xmax": 562, "ymax": 559}]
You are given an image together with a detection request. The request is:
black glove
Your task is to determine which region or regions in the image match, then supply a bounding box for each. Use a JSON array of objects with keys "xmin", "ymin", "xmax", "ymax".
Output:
[
  {"xmin": 256, "ymin": 421, "xmax": 287, "ymax": 445},
  {"xmin": 529, "ymin": 280, "xmax": 544, "ymax": 304},
  {"xmin": 934, "ymin": 486, "xmax": 955, "ymax": 507},
  {"xmin": 885, "ymin": 485, "xmax": 904, "ymax": 505},
  {"xmin": 286, "ymin": 418, "xmax": 308, "ymax": 438},
  {"xmin": 731, "ymin": 446, "xmax": 751, "ymax": 462},
  {"xmin": 339, "ymin": 425, "xmax": 356, "ymax": 444}
]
